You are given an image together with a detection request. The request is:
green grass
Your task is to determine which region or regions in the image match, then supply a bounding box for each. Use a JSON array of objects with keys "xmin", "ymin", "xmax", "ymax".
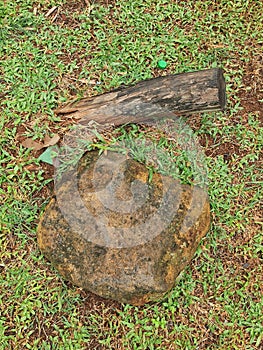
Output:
[
  {"xmin": 0, "ymin": 0, "xmax": 262, "ymax": 349},
  {"xmin": 56, "ymin": 121, "xmax": 208, "ymax": 186}
]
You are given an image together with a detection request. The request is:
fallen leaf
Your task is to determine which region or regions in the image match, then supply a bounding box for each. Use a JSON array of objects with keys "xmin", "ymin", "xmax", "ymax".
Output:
[
  {"xmin": 43, "ymin": 134, "xmax": 60, "ymax": 147},
  {"xmin": 21, "ymin": 138, "xmax": 44, "ymax": 151},
  {"xmin": 38, "ymin": 146, "xmax": 59, "ymax": 165},
  {"xmin": 45, "ymin": 6, "xmax": 58, "ymax": 17}
]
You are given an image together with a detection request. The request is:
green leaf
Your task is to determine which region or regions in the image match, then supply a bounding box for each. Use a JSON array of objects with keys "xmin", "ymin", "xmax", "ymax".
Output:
[{"xmin": 38, "ymin": 146, "xmax": 58, "ymax": 165}]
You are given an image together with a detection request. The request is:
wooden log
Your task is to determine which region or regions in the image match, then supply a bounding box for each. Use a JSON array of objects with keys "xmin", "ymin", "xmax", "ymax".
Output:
[{"xmin": 55, "ymin": 68, "xmax": 226, "ymax": 126}]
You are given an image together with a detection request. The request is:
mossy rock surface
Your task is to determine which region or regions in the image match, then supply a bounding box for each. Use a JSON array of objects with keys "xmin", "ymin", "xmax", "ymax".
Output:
[{"xmin": 38, "ymin": 150, "xmax": 210, "ymax": 305}]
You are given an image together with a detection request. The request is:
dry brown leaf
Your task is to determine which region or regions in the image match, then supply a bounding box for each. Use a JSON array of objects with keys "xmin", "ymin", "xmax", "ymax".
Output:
[
  {"xmin": 51, "ymin": 8, "xmax": 60, "ymax": 23},
  {"xmin": 45, "ymin": 6, "xmax": 58, "ymax": 17},
  {"xmin": 21, "ymin": 134, "xmax": 59, "ymax": 150},
  {"xmin": 43, "ymin": 134, "xmax": 60, "ymax": 147},
  {"xmin": 21, "ymin": 138, "xmax": 44, "ymax": 151}
]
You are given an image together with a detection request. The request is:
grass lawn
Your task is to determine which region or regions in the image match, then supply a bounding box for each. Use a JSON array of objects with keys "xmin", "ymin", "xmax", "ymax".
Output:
[{"xmin": 0, "ymin": 0, "xmax": 262, "ymax": 349}]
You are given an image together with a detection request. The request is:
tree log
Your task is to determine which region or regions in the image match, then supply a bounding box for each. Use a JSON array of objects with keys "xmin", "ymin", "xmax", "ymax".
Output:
[{"xmin": 55, "ymin": 68, "xmax": 226, "ymax": 126}]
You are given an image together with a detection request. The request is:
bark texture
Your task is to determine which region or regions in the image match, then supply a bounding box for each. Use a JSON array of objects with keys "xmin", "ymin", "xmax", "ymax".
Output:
[{"xmin": 55, "ymin": 68, "xmax": 226, "ymax": 126}]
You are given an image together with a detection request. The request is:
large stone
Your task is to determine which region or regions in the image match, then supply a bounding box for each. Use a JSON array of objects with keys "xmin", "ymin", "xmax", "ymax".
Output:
[{"xmin": 37, "ymin": 150, "xmax": 210, "ymax": 305}]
